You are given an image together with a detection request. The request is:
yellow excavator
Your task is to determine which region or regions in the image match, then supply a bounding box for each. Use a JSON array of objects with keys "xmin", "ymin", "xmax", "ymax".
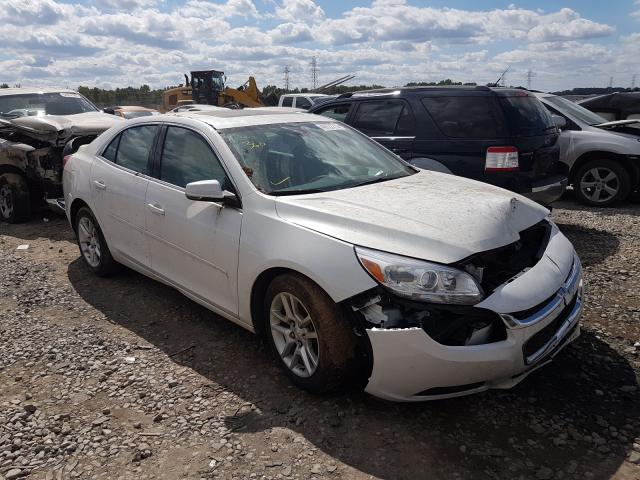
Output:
[{"xmin": 161, "ymin": 70, "xmax": 263, "ymax": 112}]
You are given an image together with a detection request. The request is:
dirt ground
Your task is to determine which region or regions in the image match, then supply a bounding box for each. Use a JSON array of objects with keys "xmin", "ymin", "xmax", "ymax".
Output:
[{"xmin": 1, "ymin": 194, "xmax": 639, "ymax": 480}]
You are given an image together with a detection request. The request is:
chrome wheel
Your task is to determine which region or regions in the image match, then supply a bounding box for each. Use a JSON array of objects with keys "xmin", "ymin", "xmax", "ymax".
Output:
[
  {"xmin": 0, "ymin": 185, "xmax": 13, "ymax": 219},
  {"xmin": 77, "ymin": 216, "xmax": 101, "ymax": 268},
  {"xmin": 579, "ymin": 167, "xmax": 619, "ymax": 203},
  {"xmin": 269, "ymin": 292, "xmax": 320, "ymax": 378}
]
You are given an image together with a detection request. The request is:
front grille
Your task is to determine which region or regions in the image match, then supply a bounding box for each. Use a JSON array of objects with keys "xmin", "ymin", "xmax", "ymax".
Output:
[
  {"xmin": 523, "ymin": 291, "xmax": 578, "ymax": 359},
  {"xmin": 456, "ymin": 220, "xmax": 551, "ymax": 293}
]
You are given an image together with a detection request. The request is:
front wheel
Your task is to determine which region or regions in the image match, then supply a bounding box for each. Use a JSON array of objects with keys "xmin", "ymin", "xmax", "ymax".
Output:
[
  {"xmin": 0, "ymin": 173, "xmax": 31, "ymax": 223},
  {"xmin": 574, "ymin": 159, "xmax": 631, "ymax": 206},
  {"xmin": 74, "ymin": 207, "xmax": 120, "ymax": 276},
  {"xmin": 264, "ymin": 274, "xmax": 361, "ymax": 394}
]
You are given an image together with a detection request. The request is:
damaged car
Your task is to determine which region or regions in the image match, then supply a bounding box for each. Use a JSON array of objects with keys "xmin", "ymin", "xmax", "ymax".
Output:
[
  {"xmin": 0, "ymin": 88, "xmax": 123, "ymax": 223},
  {"xmin": 64, "ymin": 110, "xmax": 583, "ymax": 401}
]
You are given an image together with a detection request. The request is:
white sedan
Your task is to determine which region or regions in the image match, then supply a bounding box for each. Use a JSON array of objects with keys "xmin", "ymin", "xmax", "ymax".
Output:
[{"xmin": 63, "ymin": 110, "xmax": 583, "ymax": 401}]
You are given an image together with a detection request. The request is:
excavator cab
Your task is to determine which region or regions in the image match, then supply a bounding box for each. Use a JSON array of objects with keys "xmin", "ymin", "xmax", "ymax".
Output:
[{"xmin": 189, "ymin": 70, "xmax": 225, "ymax": 105}]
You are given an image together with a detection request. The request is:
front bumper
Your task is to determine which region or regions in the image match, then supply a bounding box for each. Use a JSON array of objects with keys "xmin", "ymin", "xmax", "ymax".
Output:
[
  {"xmin": 363, "ymin": 229, "xmax": 583, "ymax": 402},
  {"xmin": 521, "ymin": 174, "xmax": 568, "ymax": 206}
]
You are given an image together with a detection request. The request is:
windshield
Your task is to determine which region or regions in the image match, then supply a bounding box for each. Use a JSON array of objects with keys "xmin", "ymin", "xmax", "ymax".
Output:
[
  {"xmin": 220, "ymin": 121, "xmax": 415, "ymax": 195},
  {"xmin": 543, "ymin": 95, "xmax": 606, "ymax": 126},
  {"xmin": 498, "ymin": 95, "xmax": 555, "ymax": 137},
  {"xmin": 0, "ymin": 92, "xmax": 98, "ymax": 119}
]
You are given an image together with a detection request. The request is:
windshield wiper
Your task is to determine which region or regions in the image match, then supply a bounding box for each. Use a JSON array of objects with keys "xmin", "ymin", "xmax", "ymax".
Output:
[
  {"xmin": 272, "ymin": 188, "xmax": 328, "ymax": 196},
  {"xmin": 348, "ymin": 174, "xmax": 406, "ymax": 189}
]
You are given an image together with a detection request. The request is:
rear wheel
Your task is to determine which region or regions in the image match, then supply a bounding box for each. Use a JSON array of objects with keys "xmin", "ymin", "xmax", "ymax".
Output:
[
  {"xmin": 264, "ymin": 274, "xmax": 360, "ymax": 394},
  {"xmin": 0, "ymin": 173, "xmax": 31, "ymax": 223},
  {"xmin": 574, "ymin": 159, "xmax": 631, "ymax": 206},
  {"xmin": 74, "ymin": 207, "xmax": 120, "ymax": 276}
]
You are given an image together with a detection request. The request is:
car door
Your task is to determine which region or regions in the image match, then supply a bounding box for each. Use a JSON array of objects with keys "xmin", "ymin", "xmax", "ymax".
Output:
[
  {"xmin": 350, "ymin": 100, "xmax": 415, "ymax": 159},
  {"xmin": 144, "ymin": 124, "xmax": 242, "ymax": 316},
  {"xmin": 91, "ymin": 124, "xmax": 158, "ymax": 268}
]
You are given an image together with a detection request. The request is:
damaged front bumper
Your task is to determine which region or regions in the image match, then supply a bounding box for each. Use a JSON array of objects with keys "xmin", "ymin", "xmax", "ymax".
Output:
[{"xmin": 357, "ymin": 226, "xmax": 583, "ymax": 402}]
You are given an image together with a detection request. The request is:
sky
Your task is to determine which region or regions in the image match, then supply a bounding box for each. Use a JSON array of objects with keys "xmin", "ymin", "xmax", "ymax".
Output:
[{"xmin": 0, "ymin": 0, "xmax": 639, "ymax": 92}]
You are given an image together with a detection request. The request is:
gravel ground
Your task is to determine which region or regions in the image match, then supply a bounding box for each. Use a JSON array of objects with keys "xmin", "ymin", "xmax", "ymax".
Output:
[{"xmin": 1, "ymin": 194, "xmax": 639, "ymax": 480}]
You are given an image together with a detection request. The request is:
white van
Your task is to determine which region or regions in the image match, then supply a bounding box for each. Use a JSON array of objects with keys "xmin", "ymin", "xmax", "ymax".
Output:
[{"xmin": 278, "ymin": 94, "xmax": 333, "ymax": 110}]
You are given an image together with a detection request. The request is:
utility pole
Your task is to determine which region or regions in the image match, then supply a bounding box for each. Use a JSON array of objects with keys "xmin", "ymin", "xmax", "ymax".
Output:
[
  {"xmin": 283, "ymin": 65, "xmax": 290, "ymax": 92},
  {"xmin": 632, "ymin": 74, "xmax": 637, "ymax": 89},
  {"xmin": 310, "ymin": 56, "xmax": 318, "ymax": 90},
  {"xmin": 608, "ymin": 76, "xmax": 613, "ymax": 88},
  {"xmin": 526, "ymin": 70, "xmax": 536, "ymax": 90}
]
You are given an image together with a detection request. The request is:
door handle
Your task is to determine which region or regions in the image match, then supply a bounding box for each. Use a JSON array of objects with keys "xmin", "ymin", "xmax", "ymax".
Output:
[
  {"xmin": 93, "ymin": 180, "xmax": 106, "ymax": 190},
  {"xmin": 147, "ymin": 203, "xmax": 165, "ymax": 215}
]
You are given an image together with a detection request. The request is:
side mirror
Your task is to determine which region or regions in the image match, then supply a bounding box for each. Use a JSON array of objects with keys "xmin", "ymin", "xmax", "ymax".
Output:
[
  {"xmin": 552, "ymin": 115, "xmax": 566, "ymax": 130},
  {"xmin": 185, "ymin": 180, "xmax": 237, "ymax": 205},
  {"xmin": 103, "ymin": 108, "xmax": 116, "ymax": 115}
]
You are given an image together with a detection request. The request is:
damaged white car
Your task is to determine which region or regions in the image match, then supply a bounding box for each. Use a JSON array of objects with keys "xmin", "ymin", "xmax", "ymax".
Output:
[
  {"xmin": 0, "ymin": 88, "xmax": 123, "ymax": 223},
  {"xmin": 63, "ymin": 110, "xmax": 583, "ymax": 401}
]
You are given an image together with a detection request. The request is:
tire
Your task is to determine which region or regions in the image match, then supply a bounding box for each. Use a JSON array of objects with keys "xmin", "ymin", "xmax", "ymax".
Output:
[
  {"xmin": 264, "ymin": 273, "xmax": 360, "ymax": 394},
  {"xmin": 0, "ymin": 173, "xmax": 31, "ymax": 223},
  {"xmin": 574, "ymin": 159, "xmax": 631, "ymax": 207},
  {"xmin": 74, "ymin": 207, "xmax": 120, "ymax": 276}
]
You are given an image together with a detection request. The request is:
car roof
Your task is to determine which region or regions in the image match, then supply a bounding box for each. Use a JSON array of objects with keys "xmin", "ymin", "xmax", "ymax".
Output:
[
  {"xmin": 166, "ymin": 108, "xmax": 325, "ymax": 129},
  {"xmin": 0, "ymin": 87, "xmax": 79, "ymax": 96},
  {"xmin": 114, "ymin": 105, "xmax": 156, "ymax": 111}
]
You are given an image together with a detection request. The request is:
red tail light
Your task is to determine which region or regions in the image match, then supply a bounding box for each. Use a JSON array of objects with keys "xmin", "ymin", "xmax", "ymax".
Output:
[
  {"xmin": 485, "ymin": 146, "xmax": 519, "ymax": 172},
  {"xmin": 63, "ymin": 155, "xmax": 72, "ymax": 168}
]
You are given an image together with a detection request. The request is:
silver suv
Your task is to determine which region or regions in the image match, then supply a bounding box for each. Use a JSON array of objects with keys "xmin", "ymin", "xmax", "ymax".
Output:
[{"xmin": 535, "ymin": 92, "xmax": 640, "ymax": 206}]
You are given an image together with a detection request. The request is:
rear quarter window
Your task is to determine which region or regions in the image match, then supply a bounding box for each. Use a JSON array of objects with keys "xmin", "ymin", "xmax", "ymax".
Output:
[
  {"xmin": 281, "ymin": 97, "xmax": 293, "ymax": 107},
  {"xmin": 421, "ymin": 96, "xmax": 507, "ymax": 138},
  {"xmin": 499, "ymin": 96, "xmax": 554, "ymax": 137}
]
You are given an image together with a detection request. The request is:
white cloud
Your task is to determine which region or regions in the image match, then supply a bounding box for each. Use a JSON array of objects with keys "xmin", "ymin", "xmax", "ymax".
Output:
[{"xmin": 276, "ymin": 0, "xmax": 324, "ymax": 23}]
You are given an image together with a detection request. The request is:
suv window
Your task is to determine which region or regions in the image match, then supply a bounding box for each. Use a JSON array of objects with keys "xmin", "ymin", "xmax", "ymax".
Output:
[
  {"xmin": 160, "ymin": 126, "xmax": 230, "ymax": 189},
  {"xmin": 281, "ymin": 97, "xmax": 293, "ymax": 107},
  {"xmin": 421, "ymin": 96, "xmax": 507, "ymax": 138},
  {"xmin": 352, "ymin": 100, "xmax": 416, "ymax": 136},
  {"xmin": 498, "ymin": 96, "xmax": 554, "ymax": 137},
  {"xmin": 107, "ymin": 125, "xmax": 156, "ymax": 173},
  {"xmin": 352, "ymin": 100, "xmax": 413, "ymax": 136},
  {"xmin": 295, "ymin": 97, "xmax": 312, "ymax": 109},
  {"xmin": 316, "ymin": 103, "xmax": 352, "ymax": 122}
]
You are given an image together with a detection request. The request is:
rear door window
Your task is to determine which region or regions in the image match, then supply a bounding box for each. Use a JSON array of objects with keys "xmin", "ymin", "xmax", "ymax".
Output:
[
  {"xmin": 421, "ymin": 96, "xmax": 507, "ymax": 138},
  {"xmin": 281, "ymin": 96, "xmax": 293, "ymax": 107},
  {"xmin": 315, "ymin": 103, "xmax": 352, "ymax": 122},
  {"xmin": 352, "ymin": 100, "xmax": 414, "ymax": 136},
  {"xmin": 295, "ymin": 97, "xmax": 312, "ymax": 109},
  {"xmin": 159, "ymin": 126, "xmax": 231, "ymax": 190},
  {"xmin": 105, "ymin": 125, "xmax": 156, "ymax": 173}
]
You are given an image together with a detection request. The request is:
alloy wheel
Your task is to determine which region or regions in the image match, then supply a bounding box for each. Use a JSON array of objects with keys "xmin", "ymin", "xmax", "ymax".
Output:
[
  {"xmin": 0, "ymin": 185, "xmax": 13, "ymax": 219},
  {"xmin": 579, "ymin": 167, "xmax": 620, "ymax": 203},
  {"xmin": 77, "ymin": 216, "xmax": 102, "ymax": 268},
  {"xmin": 269, "ymin": 292, "xmax": 320, "ymax": 378}
]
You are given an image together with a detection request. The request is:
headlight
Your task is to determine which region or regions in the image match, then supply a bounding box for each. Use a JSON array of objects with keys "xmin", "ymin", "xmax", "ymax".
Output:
[{"xmin": 355, "ymin": 247, "xmax": 484, "ymax": 305}]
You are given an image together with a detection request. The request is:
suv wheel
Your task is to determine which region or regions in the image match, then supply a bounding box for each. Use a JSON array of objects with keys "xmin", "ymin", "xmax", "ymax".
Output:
[
  {"xmin": 264, "ymin": 273, "xmax": 360, "ymax": 394},
  {"xmin": 574, "ymin": 159, "xmax": 631, "ymax": 207},
  {"xmin": 0, "ymin": 173, "xmax": 31, "ymax": 223},
  {"xmin": 74, "ymin": 207, "xmax": 120, "ymax": 276}
]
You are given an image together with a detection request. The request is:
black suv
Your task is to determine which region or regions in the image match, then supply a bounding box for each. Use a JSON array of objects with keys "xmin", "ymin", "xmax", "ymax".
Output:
[{"xmin": 308, "ymin": 86, "xmax": 568, "ymax": 205}]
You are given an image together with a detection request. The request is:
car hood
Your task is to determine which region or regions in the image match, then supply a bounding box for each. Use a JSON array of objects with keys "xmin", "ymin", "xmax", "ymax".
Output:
[
  {"xmin": 274, "ymin": 171, "xmax": 549, "ymax": 264},
  {"xmin": 6, "ymin": 112, "xmax": 123, "ymax": 143}
]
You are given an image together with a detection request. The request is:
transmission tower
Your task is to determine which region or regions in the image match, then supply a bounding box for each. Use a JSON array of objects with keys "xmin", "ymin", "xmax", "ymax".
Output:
[
  {"xmin": 526, "ymin": 70, "xmax": 536, "ymax": 90},
  {"xmin": 608, "ymin": 76, "xmax": 613, "ymax": 88},
  {"xmin": 632, "ymin": 74, "xmax": 637, "ymax": 89},
  {"xmin": 310, "ymin": 56, "xmax": 318, "ymax": 90},
  {"xmin": 283, "ymin": 65, "xmax": 290, "ymax": 92}
]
